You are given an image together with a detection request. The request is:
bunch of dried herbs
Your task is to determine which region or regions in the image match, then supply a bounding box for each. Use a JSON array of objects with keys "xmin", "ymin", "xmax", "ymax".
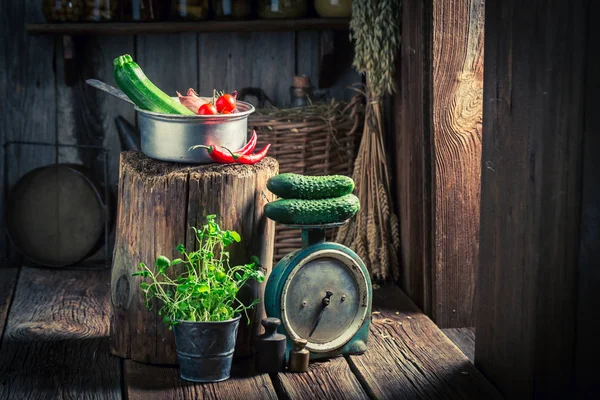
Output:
[{"xmin": 337, "ymin": 0, "xmax": 402, "ymax": 280}]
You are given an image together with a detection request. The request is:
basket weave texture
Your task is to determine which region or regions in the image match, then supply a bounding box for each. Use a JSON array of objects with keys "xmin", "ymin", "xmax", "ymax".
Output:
[{"xmin": 248, "ymin": 95, "xmax": 364, "ymax": 262}]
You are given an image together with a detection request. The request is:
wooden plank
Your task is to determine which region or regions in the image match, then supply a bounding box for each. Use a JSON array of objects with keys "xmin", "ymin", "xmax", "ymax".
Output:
[
  {"xmin": 275, "ymin": 357, "xmax": 368, "ymax": 400},
  {"xmin": 27, "ymin": 19, "xmax": 350, "ymax": 35},
  {"xmin": 442, "ymin": 328, "xmax": 475, "ymax": 363},
  {"xmin": 396, "ymin": 0, "xmax": 484, "ymax": 328},
  {"xmin": 431, "ymin": 0, "xmax": 484, "ymax": 327},
  {"xmin": 198, "ymin": 32, "xmax": 295, "ymax": 107},
  {"xmin": 56, "ymin": 35, "xmax": 134, "ymax": 190},
  {"xmin": 575, "ymin": 3, "xmax": 600, "ymax": 398},
  {"xmin": 348, "ymin": 286, "xmax": 501, "ymax": 400},
  {"xmin": 137, "ymin": 33, "xmax": 198, "ymax": 96},
  {"xmin": 1, "ymin": 0, "xmax": 57, "ymax": 264},
  {"xmin": 125, "ymin": 360, "xmax": 278, "ymax": 400},
  {"xmin": 475, "ymin": 1, "xmax": 588, "ymax": 398},
  {"xmin": 0, "ymin": 267, "xmax": 121, "ymax": 399},
  {"xmin": 396, "ymin": 0, "xmax": 433, "ymax": 318},
  {"xmin": 0, "ymin": 268, "xmax": 18, "ymax": 336}
]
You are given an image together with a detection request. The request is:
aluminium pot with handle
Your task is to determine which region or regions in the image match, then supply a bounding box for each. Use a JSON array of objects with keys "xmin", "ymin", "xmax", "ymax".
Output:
[{"xmin": 137, "ymin": 99, "xmax": 255, "ymax": 164}]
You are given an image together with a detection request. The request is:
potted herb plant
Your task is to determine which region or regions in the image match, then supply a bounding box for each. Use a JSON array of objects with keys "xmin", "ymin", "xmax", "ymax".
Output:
[{"xmin": 133, "ymin": 214, "xmax": 265, "ymax": 382}]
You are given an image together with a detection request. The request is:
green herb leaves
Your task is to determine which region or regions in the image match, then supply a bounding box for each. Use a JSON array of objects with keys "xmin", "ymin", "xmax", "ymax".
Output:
[{"xmin": 132, "ymin": 215, "xmax": 263, "ymax": 327}]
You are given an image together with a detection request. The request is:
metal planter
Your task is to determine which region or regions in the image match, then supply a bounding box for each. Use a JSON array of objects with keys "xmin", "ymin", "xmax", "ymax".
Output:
[{"xmin": 173, "ymin": 314, "xmax": 241, "ymax": 382}]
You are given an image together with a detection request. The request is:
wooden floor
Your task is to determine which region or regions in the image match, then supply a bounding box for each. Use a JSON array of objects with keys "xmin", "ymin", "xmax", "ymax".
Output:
[{"xmin": 0, "ymin": 267, "xmax": 501, "ymax": 399}]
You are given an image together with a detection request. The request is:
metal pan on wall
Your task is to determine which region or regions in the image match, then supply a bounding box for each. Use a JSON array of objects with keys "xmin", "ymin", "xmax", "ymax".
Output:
[{"xmin": 5, "ymin": 164, "xmax": 109, "ymax": 268}]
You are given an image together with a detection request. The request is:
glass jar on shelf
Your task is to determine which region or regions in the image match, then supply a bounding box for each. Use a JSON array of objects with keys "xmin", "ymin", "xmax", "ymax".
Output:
[
  {"xmin": 171, "ymin": 0, "xmax": 210, "ymax": 21},
  {"xmin": 43, "ymin": 0, "xmax": 84, "ymax": 22},
  {"xmin": 212, "ymin": 0, "xmax": 252, "ymax": 20},
  {"xmin": 314, "ymin": 0, "xmax": 351, "ymax": 18},
  {"xmin": 120, "ymin": 0, "xmax": 161, "ymax": 21},
  {"xmin": 84, "ymin": 0, "xmax": 119, "ymax": 21},
  {"xmin": 258, "ymin": 0, "xmax": 307, "ymax": 19}
]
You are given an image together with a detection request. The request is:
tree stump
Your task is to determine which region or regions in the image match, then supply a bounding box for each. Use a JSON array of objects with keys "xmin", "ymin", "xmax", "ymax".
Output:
[{"xmin": 110, "ymin": 151, "xmax": 278, "ymax": 364}]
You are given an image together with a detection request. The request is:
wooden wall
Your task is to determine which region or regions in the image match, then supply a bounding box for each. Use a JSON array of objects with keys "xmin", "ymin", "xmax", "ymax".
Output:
[
  {"xmin": 0, "ymin": 0, "xmax": 358, "ymax": 263},
  {"xmin": 475, "ymin": 0, "xmax": 596, "ymax": 398},
  {"xmin": 395, "ymin": 0, "xmax": 484, "ymax": 328}
]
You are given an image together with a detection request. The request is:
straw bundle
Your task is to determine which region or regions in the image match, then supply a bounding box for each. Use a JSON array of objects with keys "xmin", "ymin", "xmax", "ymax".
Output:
[{"xmin": 336, "ymin": 0, "xmax": 402, "ymax": 281}]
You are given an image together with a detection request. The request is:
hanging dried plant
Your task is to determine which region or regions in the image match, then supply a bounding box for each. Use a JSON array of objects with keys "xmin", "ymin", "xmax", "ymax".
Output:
[{"xmin": 337, "ymin": 0, "xmax": 402, "ymax": 281}]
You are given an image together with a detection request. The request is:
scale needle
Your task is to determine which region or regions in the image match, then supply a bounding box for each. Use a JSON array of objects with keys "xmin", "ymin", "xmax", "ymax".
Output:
[{"xmin": 308, "ymin": 291, "xmax": 334, "ymax": 338}]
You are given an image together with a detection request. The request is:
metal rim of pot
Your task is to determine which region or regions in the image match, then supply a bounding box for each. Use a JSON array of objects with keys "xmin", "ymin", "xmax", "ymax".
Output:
[
  {"xmin": 175, "ymin": 313, "xmax": 242, "ymax": 325},
  {"xmin": 134, "ymin": 99, "xmax": 255, "ymax": 122}
]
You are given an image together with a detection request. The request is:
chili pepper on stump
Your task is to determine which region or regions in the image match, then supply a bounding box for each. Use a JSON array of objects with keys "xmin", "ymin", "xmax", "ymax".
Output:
[
  {"xmin": 224, "ymin": 144, "xmax": 271, "ymax": 165},
  {"xmin": 188, "ymin": 144, "xmax": 235, "ymax": 163},
  {"xmin": 238, "ymin": 130, "xmax": 257, "ymax": 155}
]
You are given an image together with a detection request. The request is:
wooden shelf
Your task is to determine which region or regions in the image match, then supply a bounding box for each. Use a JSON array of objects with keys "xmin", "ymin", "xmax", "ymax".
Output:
[{"xmin": 26, "ymin": 18, "xmax": 350, "ymax": 36}]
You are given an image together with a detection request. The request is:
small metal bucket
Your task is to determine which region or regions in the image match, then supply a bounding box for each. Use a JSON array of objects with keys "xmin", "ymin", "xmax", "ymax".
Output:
[
  {"xmin": 137, "ymin": 99, "xmax": 255, "ymax": 164},
  {"xmin": 173, "ymin": 314, "xmax": 241, "ymax": 382}
]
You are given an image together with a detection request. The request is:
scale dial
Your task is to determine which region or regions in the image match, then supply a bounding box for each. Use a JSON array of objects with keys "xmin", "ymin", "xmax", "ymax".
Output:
[{"xmin": 280, "ymin": 249, "xmax": 370, "ymax": 353}]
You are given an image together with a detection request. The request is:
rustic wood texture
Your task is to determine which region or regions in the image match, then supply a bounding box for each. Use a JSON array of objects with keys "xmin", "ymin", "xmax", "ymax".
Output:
[
  {"xmin": 396, "ymin": 0, "xmax": 432, "ymax": 318},
  {"xmin": 442, "ymin": 328, "xmax": 475, "ymax": 363},
  {"xmin": 27, "ymin": 19, "xmax": 351, "ymax": 35},
  {"xmin": 56, "ymin": 35, "xmax": 135, "ymax": 190},
  {"xmin": 348, "ymin": 286, "xmax": 501, "ymax": 400},
  {"xmin": 575, "ymin": 3, "xmax": 600, "ymax": 398},
  {"xmin": 431, "ymin": 0, "xmax": 484, "ymax": 327},
  {"xmin": 275, "ymin": 357, "xmax": 369, "ymax": 400},
  {"xmin": 1, "ymin": 0, "xmax": 57, "ymax": 263},
  {"xmin": 396, "ymin": 0, "xmax": 484, "ymax": 328},
  {"xmin": 475, "ymin": 1, "xmax": 589, "ymax": 398},
  {"xmin": 0, "ymin": 268, "xmax": 18, "ymax": 336},
  {"xmin": 110, "ymin": 152, "xmax": 277, "ymax": 364},
  {"xmin": 198, "ymin": 32, "xmax": 295, "ymax": 107},
  {"xmin": 137, "ymin": 33, "xmax": 198, "ymax": 97},
  {"xmin": 0, "ymin": 267, "xmax": 120, "ymax": 399},
  {"xmin": 1, "ymin": 267, "xmax": 503, "ymax": 398},
  {"xmin": 125, "ymin": 360, "xmax": 278, "ymax": 400}
]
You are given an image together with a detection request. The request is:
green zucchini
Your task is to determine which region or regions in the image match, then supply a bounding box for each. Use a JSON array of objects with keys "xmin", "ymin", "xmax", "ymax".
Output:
[
  {"xmin": 264, "ymin": 194, "xmax": 360, "ymax": 225},
  {"xmin": 266, "ymin": 173, "xmax": 355, "ymax": 199},
  {"xmin": 113, "ymin": 54, "xmax": 194, "ymax": 115}
]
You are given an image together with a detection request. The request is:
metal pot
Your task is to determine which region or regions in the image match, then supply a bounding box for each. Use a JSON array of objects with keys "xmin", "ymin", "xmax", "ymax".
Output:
[
  {"xmin": 173, "ymin": 314, "xmax": 241, "ymax": 382},
  {"xmin": 137, "ymin": 99, "xmax": 255, "ymax": 164}
]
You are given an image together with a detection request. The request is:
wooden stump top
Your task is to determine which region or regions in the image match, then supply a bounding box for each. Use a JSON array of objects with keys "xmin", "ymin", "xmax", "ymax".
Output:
[{"xmin": 121, "ymin": 151, "xmax": 279, "ymax": 178}]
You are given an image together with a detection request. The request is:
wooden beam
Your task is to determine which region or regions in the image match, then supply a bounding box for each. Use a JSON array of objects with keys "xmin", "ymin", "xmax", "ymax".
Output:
[
  {"xmin": 396, "ymin": 0, "xmax": 484, "ymax": 327},
  {"xmin": 475, "ymin": 1, "xmax": 590, "ymax": 398},
  {"xmin": 26, "ymin": 19, "xmax": 350, "ymax": 36},
  {"xmin": 442, "ymin": 328, "xmax": 476, "ymax": 363},
  {"xmin": 575, "ymin": 3, "xmax": 600, "ymax": 397}
]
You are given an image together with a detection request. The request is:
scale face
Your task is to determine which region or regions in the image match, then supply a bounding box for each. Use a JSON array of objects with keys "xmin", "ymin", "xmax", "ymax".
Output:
[{"xmin": 265, "ymin": 223, "xmax": 372, "ymax": 360}]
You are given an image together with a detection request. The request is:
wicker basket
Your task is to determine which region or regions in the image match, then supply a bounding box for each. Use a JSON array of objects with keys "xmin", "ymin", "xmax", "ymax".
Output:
[{"xmin": 247, "ymin": 94, "xmax": 364, "ymax": 262}]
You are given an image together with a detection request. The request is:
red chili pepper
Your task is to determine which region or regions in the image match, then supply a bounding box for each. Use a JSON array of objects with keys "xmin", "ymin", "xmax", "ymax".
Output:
[
  {"xmin": 224, "ymin": 144, "xmax": 271, "ymax": 165},
  {"xmin": 189, "ymin": 131, "xmax": 257, "ymax": 163},
  {"xmin": 189, "ymin": 144, "xmax": 235, "ymax": 163},
  {"xmin": 238, "ymin": 130, "xmax": 257, "ymax": 155}
]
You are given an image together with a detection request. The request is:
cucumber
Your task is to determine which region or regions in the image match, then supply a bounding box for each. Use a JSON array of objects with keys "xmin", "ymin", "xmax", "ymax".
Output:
[
  {"xmin": 113, "ymin": 54, "xmax": 194, "ymax": 115},
  {"xmin": 267, "ymin": 173, "xmax": 354, "ymax": 199},
  {"xmin": 264, "ymin": 194, "xmax": 360, "ymax": 225}
]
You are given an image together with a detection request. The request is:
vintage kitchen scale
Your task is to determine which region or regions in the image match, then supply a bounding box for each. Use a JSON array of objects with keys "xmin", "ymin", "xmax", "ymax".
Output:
[{"xmin": 265, "ymin": 221, "xmax": 372, "ymax": 360}]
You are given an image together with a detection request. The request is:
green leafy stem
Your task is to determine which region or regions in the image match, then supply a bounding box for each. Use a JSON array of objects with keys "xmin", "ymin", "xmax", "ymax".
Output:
[{"xmin": 132, "ymin": 214, "xmax": 265, "ymax": 328}]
